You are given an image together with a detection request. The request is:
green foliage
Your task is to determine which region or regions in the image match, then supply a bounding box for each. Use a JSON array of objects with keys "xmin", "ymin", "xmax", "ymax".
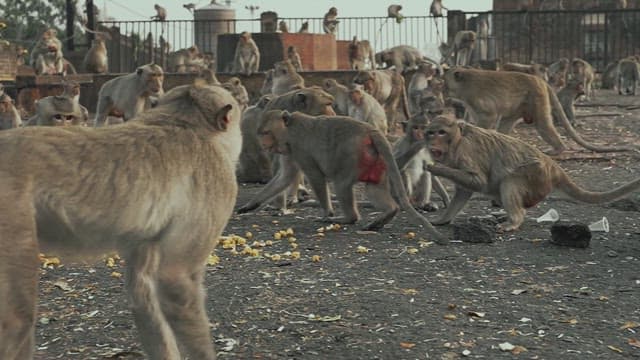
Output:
[{"xmin": 0, "ymin": 0, "xmax": 67, "ymax": 43}]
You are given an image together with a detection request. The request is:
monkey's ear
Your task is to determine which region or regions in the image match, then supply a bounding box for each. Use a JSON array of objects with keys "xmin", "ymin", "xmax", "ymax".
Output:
[
  {"xmin": 214, "ymin": 104, "xmax": 233, "ymax": 131},
  {"xmin": 282, "ymin": 111, "xmax": 293, "ymax": 126},
  {"xmin": 232, "ymin": 78, "xmax": 241, "ymax": 86}
]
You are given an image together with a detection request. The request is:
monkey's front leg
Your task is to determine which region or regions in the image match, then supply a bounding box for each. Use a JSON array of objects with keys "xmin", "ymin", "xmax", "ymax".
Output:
[
  {"xmin": 431, "ymin": 187, "xmax": 472, "ymax": 225},
  {"xmin": 427, "ymin": 163, "xmax": 487, "ymax": 193}
]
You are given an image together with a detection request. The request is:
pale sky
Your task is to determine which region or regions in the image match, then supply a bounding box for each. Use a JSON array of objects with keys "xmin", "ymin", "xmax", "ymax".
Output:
[{"xmin": 99, "ymin": 0, "xmax": 493, "ymax": 22}]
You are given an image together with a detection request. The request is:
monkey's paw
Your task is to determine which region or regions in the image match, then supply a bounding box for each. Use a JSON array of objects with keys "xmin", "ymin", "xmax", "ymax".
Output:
[{"xmin": 417, "ymin": 203, "xmax": 439, "ymax": 212}]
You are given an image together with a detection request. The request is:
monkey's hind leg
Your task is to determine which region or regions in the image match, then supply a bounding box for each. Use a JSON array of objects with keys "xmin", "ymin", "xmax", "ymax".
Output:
[
  {"xmin": 497, "ymin": 179, "xmax": 527, "ymax": 232},
  {"xmin": 362, "ymin": 182, "xmax": 399, "ymax": 231},
  {"xmin": 326, "ymin": 181, "xmax": 360, "ymax": 225}
]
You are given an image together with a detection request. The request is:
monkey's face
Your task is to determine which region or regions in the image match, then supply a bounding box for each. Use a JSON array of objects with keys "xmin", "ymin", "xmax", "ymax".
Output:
[
  {"xmin": 425, "ymin": 116, "xmax": 461, "ymax": 162},
  {"xmin": 442, "ymin": 69, "xmax": 469, "ymax": 99},
  {"xmin": 349, "ymin": 90, "xmax": 363, "ymax": 106},
  {"xmin": 49, "ymin": 113, "xmax": 78, "ymax": 127},
  {"xmin": 353, "ymin": 72, "xmax": 376, "ymax": 93},
  {"xmin": 293, "ymin": 89, "xmax": 336, "ymax": 116},
  {"xmin": 409, "ymin": 119, "xmax": 429, "ymax": 142},
  {"xmin": 258, "ymin": 110, "xmax": 289, "ymax": 154},
  {"xmin": 0, "ymin": 99, "xmax": 11, "ymax": 113}
]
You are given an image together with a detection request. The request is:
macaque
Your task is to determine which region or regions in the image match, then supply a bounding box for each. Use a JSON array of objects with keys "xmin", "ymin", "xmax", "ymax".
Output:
[
  {"xmin": 237, "ymin": 110, "xmax": 448, "ymax": 244},
  {"xmin": 417, "ymin": 115, "xmax": 640, "ymax": 232},
  {"xmin": 617, "ymin": 58, "xmax": 640, "ymax": 95},
  {"xmin": 416, "ymin": 79, "xmax": 446, "ymax": 116},
  {"xmin": 30, "ymin": 28, "xmax": 64, "ymax": 75},
  {"xmin": 183, "ymin": 2, "xmax": 196, "ymax": 13},
  {"xmin": 0, "ymin": 94, "xmax": 22, "ymax": 129},
  {"xmin": 556, "ymin": 77, "xmax": 585, "ymax": 126},
  {"xmin": 323, "ymin": 7, "xmax": 339, "ymax": 35},
  {"xmin": 94, "ymin": 63, "xmax": 165, "ymax": 126},
  {"xmin": 232, "ymin": 32, "xmax": 260, "ymax": 76},
  {"xmin": 452, "ymin": 30, "xmax": 476, "ymax": 66},
  {"xmin": 61, "ymin": 80, "xmax": 89, "ymax": 125},
  {"xmin": 347, "ymin": 84, "xmax": 388, "ymax": 134},
  {"xmin": 261, "ymin": 69, "xmax": 274, "ymax": 95},
  {"xmin": 272, "ymin": 59, "xmax": 305, "ymax": 95},
  {"xmin": 570, "ymin": 58, "xmax": 595, "ymax": 100},
  {"xmin": 286, "ymin": 46, "xmax": 303, "ymax": 72},
  {"xmin": 375, "ymin": 45, "xmax": 441, "ymax": 74},
  {"xmin": 82, "ymin": 33, "xmax": 110, "ymax": 74},
  {"xmin": 168, "ymin": 45, "xmax": 202, "ymax": 73},
  {"xmin": 547, "ymin": 57, "xmax": 569, "ymax": 90},
  {"xmin": 407, "ymin": 62, "xmax": 436, "ymax": 115},
  {"xmin": 298, "ymin": 21, "xmax": 309, "ymax": 33},
  {"xmin": 601, "ymin": 61, "xmax": 620, "ymax": 90},
  {"xmin": 352, "ymin": 69, "xmax": 411, "ymax": 134},
  {"xmin": 442, "ymin": 68, "xmax": 631, "ymax": 154},
  {"xmin": 151, "ymin": 4, "xmax": 167, "ymax": 21},
  {"xmin": 0, "ymin": 82, "xmax": 241, "ymax": 360},
  {"xmin": 25, "ymin": 95, "xmax": 84, "ymax": 127},
  {"xmin": 237, "ymin": 95, "xmax": 274, "ymax": 183},
  {"xmin": 430, "ymin": 0, "xmax": 447, "ymax": 17},
  {"xmin": 348, "ymin": 36, "xmax": 375, "ymax": 70},
  {"xmin": 502, "ymin": 62, "xmax": 548, "ymax": 82},
  {"xmin": 16, "ymin": 46, "xmax": 28, "ymax": 66},
  {"xmin": 279, "ymin": 20, "xmax": 289, "ymax": 33},
  {"xmin": 222, "ymin": 77, "xmax": 249, "ymax": 113},
  {"xmin": 393, "ymin": 114, "xmax": 450, "ymax": 211},
  {"xmin": 387, "ymin": 5, "xmax": 404, "ymax": 23},
  {"xmin": 198, "ymin": 68, "xmax": 220, "ymax": 85}
]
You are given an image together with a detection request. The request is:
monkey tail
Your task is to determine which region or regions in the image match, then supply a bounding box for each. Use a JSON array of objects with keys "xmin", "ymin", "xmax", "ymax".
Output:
[
  {"xmin": 548, "ymin": 83, "xmax": 633, "ymax": 153},
  {"xmin": 553, "ymin": 165, "xmax": 640, "ymax": 204},
  {"xmin": 400, "ymin": 79, "xmax": 412, "ymax": 119},
  {"xmin": 370, "ymin": 131, "xmax": 448, "ymax": 244}
]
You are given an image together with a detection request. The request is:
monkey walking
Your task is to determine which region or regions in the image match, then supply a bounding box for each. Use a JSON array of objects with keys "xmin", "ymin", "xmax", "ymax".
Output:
[
  {"xmin": 403, "ymin": 115, "xmax": 640, "ymax": 232},
  {"xmin": 238, "ymin": 110, "xmax": 448, "ymax": 244}
]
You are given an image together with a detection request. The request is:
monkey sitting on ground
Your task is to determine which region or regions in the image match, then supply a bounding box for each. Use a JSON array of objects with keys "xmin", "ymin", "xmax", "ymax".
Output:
[
  {"xmin": 348, "ymin": 36, "xmax": 375, "ymax": 70},
  {"xmin": 94, "ymin": 63, "xmax": 164, "ymax": 126},
  {"xmin": 0, "ymin": 94, "xmax": 22, "ymax": 129},
  {"xmin": 287, "ymin": 46, "xmax": 303, "ymax": 72},
  {"xmin": 61, "ymin": 80, "xmax": 89, "ymax": 125},
  {"xmin": 0, "ymin": 81, "xmax": 241, "ymax": 360},
  {"xmin": 442, "ymin": 68, "xmax": 631, "ymax": 155},
  {"xmin": 617, "ymin": 57, "xmax": 640, "ymax": 95},
  {"xmin": 272, "ymin": 59, "xmax": 305, "ymax": 95},
  {"xmin": 232, "ymin": 32, "xmax": 260, "ymax": 76},
  {"xmin": 393, "ymin": 113, "xmax": 450, "ymax": 211},
  {"xmin": 407, "ymin": 62, "xmax": 436, "ymax": 115},
  {"xmin": 502, "ymin": 62, "xmax": 548, "ymax": 82},
  {"xmin": 405, "ymin": 115, "xmax": 640, "ymax": 232},
  {"xmin": 83, "ymin": 32, "xmax": 110, "ymax": 74},
  {"xmin": 25, "ymin": 95, "xmax": 84, "ymax": 127},
  {"xmin": 237, "ymin": 110, "xmax": 447, "ymax": 244}
]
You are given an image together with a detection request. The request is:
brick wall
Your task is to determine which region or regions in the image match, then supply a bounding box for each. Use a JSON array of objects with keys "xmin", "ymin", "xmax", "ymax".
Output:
[
  {"xmin": 0, "ymin": 44, "xmax": 17, "ymax": 81},
  {"xmin": 336, "ymin": 40, "xmax": 352, "ymax": 70}
]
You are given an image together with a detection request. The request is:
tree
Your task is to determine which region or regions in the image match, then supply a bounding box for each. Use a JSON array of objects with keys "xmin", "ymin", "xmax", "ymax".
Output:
[{"xmin": 0, "ymin": 0, "xmax": 67, "ymax": 43}]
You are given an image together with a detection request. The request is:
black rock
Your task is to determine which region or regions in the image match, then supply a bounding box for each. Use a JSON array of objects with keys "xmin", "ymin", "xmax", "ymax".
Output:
[
  {"xmin": 452, "ymin": 216, "xmax": 497, "ymax": 243},
  {"xmin": 550, "ymin": 221, "xmax": 591, "ymax": 248}
]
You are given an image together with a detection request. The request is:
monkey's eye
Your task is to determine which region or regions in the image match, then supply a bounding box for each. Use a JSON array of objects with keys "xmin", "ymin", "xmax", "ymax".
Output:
[
  {"xmin": 54, "ymin": 114, "xmax": 63, "ymax": 120},
  {"xmin": 437, "ymin": 130, "xmax": 447, "ymax": 135},
  {"xmin": 412, "ymin": 126, "xmax": 420, "ymax": 130},
  {"xmin": 65, "ymin": 115, "xmax": 75, "ymax": 120},
  {"xmin": 425, "ymin": 130, "xmax": 435, "ymax": 136}
]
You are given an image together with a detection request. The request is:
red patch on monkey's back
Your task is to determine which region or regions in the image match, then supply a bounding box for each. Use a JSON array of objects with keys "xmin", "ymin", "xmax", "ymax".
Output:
[{"xmin": 358, "ymin": 136, "xmax": 386, "ymax": 184}]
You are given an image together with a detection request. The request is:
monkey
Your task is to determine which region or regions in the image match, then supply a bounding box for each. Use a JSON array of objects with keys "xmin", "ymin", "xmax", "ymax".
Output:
[
  {"xmin": 168, "ymin": 45, "xmax": 202, "ymax": 73},
  {"xmin": 570, "ymin": 58, "xmax": 595, "ymax": 100},
  {"xmin": 387, "ymin": 5, "xmax": 404, "ymax": 23},
  {"xmin": 323, "ymin": 7, "xmax": 339, "ymax": 35},
  {"xmin": 237, "ymin": 95, "xmax": 274, "ymax": 184},
  {"xmin": 348, "ymin": 36, "xmax": 376, "ymax": 70},
  {"xmin": 30, "ymin": 28, "xmax": 64, "ymax": 75},
  {"xmin": 393, "ymin": 113, "xmax": 450, "ymax": 211},
  {"xmin": 472, "ymin": 59, "xmax": 502, "ymax": 71},
  {"xmin": 232, "ymin": 32, "xmax": 260, "ymax": 76},
  {"xmin": 94, "ymin": 63, "xmax": 164, "ymax": 126},
  {"xmin": 547, "ymin": 57, "xmax": 569, "ymax": 90},
  {"xmin": 183, "ymin": 2, "xmax": 196, "ymax": 13},
  {"xmin": 287, "ymin": 46, "xmax": 303, "ymax": 72},
  {"xmin": 61, "ymin": 80, "xmax": 89, "ymax": 125},
  {"xmin": 198, "ymin": 68, "xmax": 220, "ymax": 85},
  {"xmin": 0, "ymin": 81, "xmax": 241, "ymax": 360},
  {"xmin": 15, "ymin": 45, "xmax": 28, "ymax": 67},
  {"xmin": 601, "ymin": 61, "xmax": 620, "ymax": 90},
  {"xmin": 150, "ymin": 3, "xmax": 167, "ymax": 21},
  {"xmin": 416, "ymin": 78, "xmax": 446, "ymax": 116},
  {"xmin": 617, "ymin": 58, "xmax": 640, "ymax": 95},
  {"xmin": 261, "ymin": 69, "xmax": 274, "ymax": 95},
  {"xmin": 25, "ymin": 95, "xmax": 84, "ymax": 127},
  {"xmin": 272, "ymin": 59, "xmax": 305, "ymax": 95},
  {"xmin": 298, "ymin": 21, "xmax": 309, "ymax": 33},
  {"xmin": 347, "ymin": 84, "xmax": 388, "ymax": 134},
  {"xmin": 556, "ymin": 77, "xmax": 585, "ymax": 126},
  {"xmin": 237, "ymin": 110, "xmax": 448, "ymax": 244},
  {"xmin": 440, "ymin": 30, "xmax": 476, "ymax": 67},
  {"xmin": 82, "ymin": 33, "xmax": 110, "ymax": 74},
  {"xmin": 502, "ymin": 62, "xmax": 548, "ymax": 82},
  {"xmin": 279, "ymin": 20, "xmax": 289, "ymax": 33},
  {"xmin": 222, "ymin": 77, "xmax": 249, "ymax": 113},
  {"xmin": 0, "ymin": 94, "xmax": 22, "ymax": 130},
  {"xmin": 375, "ymin": 45, "xmax": 441, "ymax": 74},
  {"xmin": 429, "ymin": 0, "xmax": 447, "ymax": 17},
  {"xmin": 322, "ymin": 78, "xmax": 351, "ymax": 115},
  {"xmin": 407, "ymin": 61, "xmax": 436, "ymax": 115},
  {"xmin": 414, "ymin": 115, "xmax": 640, "ymax": 232},
  {"xmin": 442, "ymin": 68, "xmax": 632, "ymax": 155},
  {"xmin": 352, "ymin": 69, "xmax": 411, "ymax": 134}
]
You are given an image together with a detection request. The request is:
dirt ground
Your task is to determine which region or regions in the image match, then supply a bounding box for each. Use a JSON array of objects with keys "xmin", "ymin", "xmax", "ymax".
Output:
[{"xmin": 34, "ymin": 90, "xmax": 640, "ymax": 359}]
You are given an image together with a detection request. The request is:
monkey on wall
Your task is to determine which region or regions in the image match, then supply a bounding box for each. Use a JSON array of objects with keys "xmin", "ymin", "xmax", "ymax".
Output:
[
  {"xmin": 30, "ymin": 28, "xmax": 64, "ymax": 75},
  {"xmin": 287, "ymin": 46, "xmax": 303, "ymax": 72},
  {"xmin": 348, "ymin": 36, "xmax": 376, "ymax": 70},
  {"xmin": 271, "ymin": 60, "xmax": 305, "ymax": 95},
  {"xmin": 0, "ymin": 94, "xmax": 22, "ymax": 130},
  {"xmin": 83, "ymin": 32, "xmax": 110, "ymax": 74},
  {"xmin": 232, "ymin": 32, "xmax": 260, "ymax": 76},
  {"xmin": 323, "ymin": 7, "xmax": 339, "ymax": 35}
]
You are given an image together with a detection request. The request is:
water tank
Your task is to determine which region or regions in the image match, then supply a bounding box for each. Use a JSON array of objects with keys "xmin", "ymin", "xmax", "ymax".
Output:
[{"xmin": 194, "ymin": 1, "xmax": 236, "ymax": 56}]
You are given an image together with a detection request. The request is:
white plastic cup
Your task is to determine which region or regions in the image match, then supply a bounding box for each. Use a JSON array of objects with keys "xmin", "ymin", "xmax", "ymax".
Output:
[
  {"xmin": 536, "ymin": 208, "xmax": 560, "ymax": 223},
  {"xmin": 588, "ymin": 217, "xmax": 609, "ymax": 233}
]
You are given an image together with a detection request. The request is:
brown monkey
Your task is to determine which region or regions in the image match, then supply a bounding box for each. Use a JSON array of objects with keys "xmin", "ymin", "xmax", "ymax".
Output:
[
  {"xmin": 407, "ymin": 62, "xmax": 436, "ymax": 115},
  {"xmin": 168, "ymin": 45, "xmax": 202, "ymax": 73},
  {"xmin": 556, "ymin": 77, "xmax": 584, "ymax": 126},
  {"xmin": 222, "ymin": 77, "xmax": 249, "ymax": 113},
  {"xmin": 502, "ymin": 62, "xmax": 548, "ymax": 82},
  {"xmin": 348, "ymin": 36, "xmax": 376, "ymax": 70},
  {"xmin": 237, "ymin": 95, "xmax": 274, "ymax": 183},
  {"xmin": 272, "ymin": 59, "xmax": 305, "ymax": 95},
  {"xmin": 601, "ymin": 61, "xmax": 620, "ymax": 90},
  {"xmin": 429, "ymin": 0, "xmax": 447, "ymax": 17},
  {"xmin": 323, "ymin": 7, "xmax": 339, "ymax": 35},
  {"xmin": 287, "ymin": 46, "xmax": 303, "ymax": 72},
  {"xmin": 347, "ymin": 84, "xmax": 388, "ymax": 134},
  {"xmin": 442, "ymin": 68, "xmax": 631, "ymax": 155},
  {"xmin": 238, "ymin": 110, "xmax": 448, "ymax": 244},
  {"xmin": 82, "ymin": 33, "xmax": 109, "ymax": 74},
  {"xmin": 352, "ymin": 69, "xmax": 411, "ymax": 134},
  {"xmin": 0, "ymin": 94, "xmax": 22, "ymax": 130},
  {"xmin": 198, "ymin": 68, "xmax": 220, "ymax": 85},
  {"xmin": 419, "ymin": 115, "xmax": 640, "ymax": 232},
  {"xmin": 232, "ymin": 32, "xmax": 260, "ymax": 76},
  {"xmin": 0, "ymin": 82, "xmax": 240, "ymax": 360},
  {"xmin": 61, "ymin": 80, "xmax": 89, "ymax": 125},
  {"xmin": 25, "ymin": 95, "xmax": 84, "ymax": 127},
  {"xmin": 440, "ymin": 31, "xmax": 476, "ymax": 67},
  {"xmin": 416, "ymin": 78, "xmax": 446, "ymax": 116},
  {"xmin": 617, "ymin": 58, "xmax": 640, "ymax": 95},
  {"xmin": 570, "ymin": 58, "xmax": 595, "ymax": 100},
  {"xmin": 260, "ymin": 69, "xmax": 274, "ymax": 95},
  {"xmin": 298, "ymin": 21, "xmax": 309, "ymax": 33},
  {"xmin": 16, "ymin": 45, "xmax": 28, "ymax": 66},
  {"xmin": 547, "ymin": 57, "xmax": 569, "ymax": 89},
  {"xmin": 94, "ymin": 63, "xmax": 164, "ymax": 126},
  {"xmin": 322, "ymin": 78, "xmax": 351, "ymax": 115},
  {"xmin": 150, "ymin": 3, "xmax": 167, "ymax": 21},
  {"xmin": 30, "ymin": 28, "xmax": 64, "ymax": 75},
  {"xmin": 375, "ymin": 45, "xmax": 440, "ymax": 74},
  {"xmin": 278, "ymin": 20, "xmax": 289, "ymax": 33},
  {"xmin": 393, "ymin": 113, "xmax": 450, "ymax": 211}
]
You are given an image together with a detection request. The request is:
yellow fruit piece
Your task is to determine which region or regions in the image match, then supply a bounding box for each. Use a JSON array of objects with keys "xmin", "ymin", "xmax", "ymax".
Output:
[
  {"xmin": 274, "ymin": 233, "xmax": 282, "ymax": 240},
  {"xmin": 111, "ymin": 271, "xmax": 123, "ymax": 278},
  {"xmin": 290, "ymin": 243, "xmax": 298, "ymax": 250},
  {"xmin": 207, "ymin": 254, "xmax": 220, "ymax": 265},
  {"xmin": 105, "ymin": 257, "xmax": 116, "ymax": 268},
  {"xmin": 285, "ymin": 228, "xmax": 294, "ymax": 236},
  {"xmin": 265, "ymin": 240, "xmax": 273, "ymax": 246},
  {"xmin": 288, "ymin": 237, "xmax": 297, "ymax": 243},
  {"xmin": 311, "ymin": 255, "xmax": 322, "ymax": 262},
  {"xmin": 356, "ymin": 246, "xmax": 370, "ymax": 253},
  {"xmin": 290, "ymin": 251, "xmax": 301, "ymax": 259},
  {"xmin": 405, "ymin": 232, "xmax": 416, "ymax": 239},
  {"xmin": 245, "ymin": 232, "xmax": 253, "ymax": 239},
  {"xmin": 271, "ymin": 254, "xmax": 282, "ymax": 261},
  {"xmin": 406, "ymin": 247, "xmax": 419, "ymax": 254}
]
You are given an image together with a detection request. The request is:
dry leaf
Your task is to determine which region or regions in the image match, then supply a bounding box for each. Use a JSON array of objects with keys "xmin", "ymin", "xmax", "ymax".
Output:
[
  {"xmin": 512, "ymin": 345, "xmax": 528, "ymax": 355},
  {"xmin": 406, "ymin": 247, "xmax": 418, "ymax": 254},
  {"xmin": 619, "ymin": 321, "xmax": 640, "ymax": 330},
  {"xmin": 629, "ymin": 338, "xmax": 640, "ymax": 348},
  {"xmin": 498, "ymin": 342, "xmax": 515, "ymax": 351},
  {"xmin": 400, "ymin": 342, "xmax": 416, "ymax": 349},
  {"xmin": 467, "ymin": 311, "xmax": 486, "ymax": 318},
  {"xmin": 444, "ymin": 314, "xmax": 457, "ymax": 320},
  {"xmin": 356, "ymin": 245, "xmax": 370, "ymax": 253},
  {"xmin": 608, "ymin": 345, "xmax": 623, "ymax": 353}
]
